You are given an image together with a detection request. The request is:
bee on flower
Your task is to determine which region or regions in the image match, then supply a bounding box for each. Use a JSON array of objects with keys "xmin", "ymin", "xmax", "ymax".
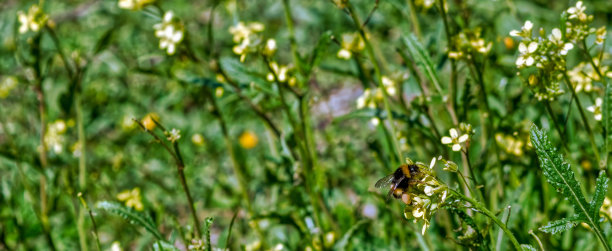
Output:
[
  {"xmin": 17, "ymin": 5, "xmax": 48, "ymax": 34},
  {"xmin": 153, "ymin": 11, "xmax": 184, "ymax": 55},
  {"xmin": 229, "ymin": 22, "xmax": 265, "ymax": 62},
  {"xmin": 441, "ymin": 128, "xmax": 469, "ymax": 152},
  {"xmin": 587, "ymin": 98, "xmax": 603, "ymax": 121}
]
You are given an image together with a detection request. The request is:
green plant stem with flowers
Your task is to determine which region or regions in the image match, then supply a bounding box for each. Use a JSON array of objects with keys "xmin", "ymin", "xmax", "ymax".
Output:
[{"xmin": 449, "ymin": 189, "xmax": 522, "ymax": 250}]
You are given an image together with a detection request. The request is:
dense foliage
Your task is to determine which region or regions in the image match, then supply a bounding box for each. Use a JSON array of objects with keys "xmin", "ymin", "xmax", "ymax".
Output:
[{"xmin": 1, "ymin": 0, "xmax": 612, "ymax": 250}]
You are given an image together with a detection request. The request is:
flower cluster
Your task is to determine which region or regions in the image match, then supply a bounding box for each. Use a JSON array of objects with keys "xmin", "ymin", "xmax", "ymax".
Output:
[
  {"xmin": 17, "ymin": 5, "xmax": 48, "ymax": 34},
  {"xmin": 563, "ymin": 1, "xmax": 606, "ymax": 43},
  {"xmin": 118, "ymin": 0, "xmax": 154, "ymax": 10},
  {"xmin": 402, "ymin": 158, "xmax": 449, "ymax": 235},
  {"xmin": 266, "ymin": 62, "xmax": 297, "ymax": 86},
  {"xmin": 117, "ymin": 187, "xmax": 144, "ymax": 211},
  {"xmin": 165, "ymin": 128, "xmax": 181, "ymax": 142},
  {"xmin": 44, "ymin": 120, "xmax": 68, "ymax": 154},
  {"xmin": 153, "ymin": 11, "xmax": 184, "ymax": 55},
  {"xmin": 336, "ymin": 33, "xmax": 365, "ymax": 60},
  {"xmin": 495, "ymin": 133, "xmax": 526, "ymax": 157},
  {"xmin": 448, "ymin": 28, "xmax": 492, "ymax": 59},
  {"xmin": 229, "ymin": 22, "xmax": 265, "ymax": 62},
  {"xmin": 510, "ymin": 20, "xmax": 576, "ymax": 101}
]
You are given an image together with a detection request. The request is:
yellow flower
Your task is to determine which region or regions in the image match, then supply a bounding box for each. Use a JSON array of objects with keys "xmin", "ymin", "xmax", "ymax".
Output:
[
  {"xmin": 0, "ymin": 76, "xmax": 18, "ymax": 98},
  {"xmin": 239, "ymin": 131, "xmax": 258, "ymax": 149},
  {"xmin": 17, "ymin": 5, "xmax": 48, "ymax": 34},
  {"xmin": 118, "ymin": 0, "xmax": 155, "ymax": 10},
  {"xmin": 117, "ymin": 188, "xmax": 144, "ymax": 211},
  {"xmin": 142, "ymin": 113, "xmax": 159, "ymax": 131},
  {"xmin": 192, "ymin": 133, "xmax": 205, "ymax": 146},
  {"xmin": 441, "ymin": 128, "xmax": 469, "ymax": 151}
]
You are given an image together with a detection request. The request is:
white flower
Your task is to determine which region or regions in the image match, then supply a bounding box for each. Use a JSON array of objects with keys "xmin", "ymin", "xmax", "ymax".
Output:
[
  {"xmin": 370, "ymin": 117, "xmax": 380, "ymax": 126},
  {"xmin": 441, "ymin": 128, "xmax": 469, "ymax": 151},
  {"xmin": 429, "ymin": 157, "xmax": 436, "ymax": 169},
  {"xmin": 337, "ymin": 48, "xmax": 352, "ymax": 59},
  {"xmin": 412, "ymin": 207, "xmax": 425, "ymax": 218},
  {"xmin": 166, "ymin": 128, "xmax": 181, "ymax": 142},
  {"xmin": 381, "ymin": 76, "xmax": 396, "ymax": 96},
  {"xmin": 515, "ymin": 42, "xmax": 538, "ymax": 67},
  {"xmin": 17, "ymin": 5, "xmax": 48, "ymax": 34},
  {"xmin": 567, "ymin": 1, "xmax": 587, "ymax": 21},
  {"xmin": 587, "ymin": 98, "xmax": 603, "ymax": 121},
  {"xmin": 424, "ymin": 186, "xmax": 435, "ymax": 196},
  {"xmin": 153, "ymin": 11, "xmax": 184, "ymax": 55},
  {"xmin": 263, "ymin": 39, "xmax": 277, "ymax": 56},
  {"xmin": 509, "ymin": 20, "xmax": 533, "ymax": 37}
]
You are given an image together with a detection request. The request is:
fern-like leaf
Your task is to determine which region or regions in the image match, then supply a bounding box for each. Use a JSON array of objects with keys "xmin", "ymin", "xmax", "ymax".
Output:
[
  {"xmin": 590, "ymin": 171, "xmax": 608, "ymax": 220},
  {"xmin": 530, "ymin": 125, "xmax": 590, "ymax": 220},
  {"xmin": 402, "ymin": 34, "xmax": 443, "ymax": 94},
  {"xmin": 531, "ymin": 125, "xmax": 611, "ymax": 250},
  {"xmin": 538, "ymin": 215, "xmax": 580, "ymax": 234},
  {"xmin": 95, "ymin": 201, "xmax": 163, "ymax": 240}
]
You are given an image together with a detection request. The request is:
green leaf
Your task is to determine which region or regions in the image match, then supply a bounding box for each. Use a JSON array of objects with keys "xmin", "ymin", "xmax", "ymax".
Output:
[
  {"xmin": 95, "ymin": 201, "xmax": 164, "ymax": 240},
  {"xmin": 305, "ymin": 30, "xmax": 333, "ymax": 75},
  {"xmin": 333, "ymin": 220, "xmax": 368, "ymax": 250},
  {"xmin": 521, "ymin": 244, "xmax": 537, "ymax": 251},
  {"xmin": 529, "ymin": 125, "xmax": 590, "ymax": 219},
  {"xmin": 402, "ymin": 34, "xmax": 443, "ymax": 94},
  {"xmin": 589, "ymin": 171, "xmax": 608, "ymax": 219},
  {"xmin": 152, "ymin": 241, "xmax": 180, "ymax": 251},
  {"xmin": 538, "ymin": 216, "xmax": 580, "ymax": 234},
  {"xmin": 219, "ymin": 57, "xmax": 268, "ymax": 87}
]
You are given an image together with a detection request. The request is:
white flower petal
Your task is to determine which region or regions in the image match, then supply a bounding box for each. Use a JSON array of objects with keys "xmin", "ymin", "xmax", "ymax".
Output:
[
  {"xmin": 449, "ymin": 128, "xmax": 458, "ymax": 138},
  {"xmin": 452, "ymin": 144, "xmax": 461, "ymax": 152},
  {"xmin": 441, "ymin": 136, "xmax": 453, "ymax": 144},
  {"xmin": 458, "ymin": 134, "xmax": 469, "ymax": 143},
  {"xmin": 528, "ymin": 42, "xmax": 538, "ymax": 53}
]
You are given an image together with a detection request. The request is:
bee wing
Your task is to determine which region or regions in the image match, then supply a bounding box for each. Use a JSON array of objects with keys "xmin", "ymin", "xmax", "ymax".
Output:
[{"xmin": 375, "ymin": 174, "xmax": 394, "ymax": 188}]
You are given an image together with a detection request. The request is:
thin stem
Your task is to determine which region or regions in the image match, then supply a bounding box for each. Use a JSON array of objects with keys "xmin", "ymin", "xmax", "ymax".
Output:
[
  {"xmin": 133, "ymin": 120, "xmax": 202, "ymax": 237},
  {"xmin": 450, "ymin": 189, "xmax": 522, "ymax": 250},
  {"xmin": 528, "ymin": 230, "xmax": 545, "ymax": 251},
  {"xmin": 203, "ymin": 88, "xmax": 266, "ymax": 246},
  {"xmin": 406, "ymin": 0, "xmax": 422, "ymax": 39},
  {"xmin": 561, "ymin": 72, "xmax": 601, "ymax": 165},
  {"xmin": 437, "ymin": 0, "xmax": 459, "ymax": 125},
  {"xmin": 543, "ymin": 100, "xmax": 570, "ymax": 152},
  {"xmin": 78, "ymin": 193, "xmax": 101, "ymax": 251},
  {"xmin": 282, "ymin": 0, "xmax": 304, "ymax": 76},
  {"xmin": 346, "ymin": 3, "xmax": 403, "ymax": 164}
]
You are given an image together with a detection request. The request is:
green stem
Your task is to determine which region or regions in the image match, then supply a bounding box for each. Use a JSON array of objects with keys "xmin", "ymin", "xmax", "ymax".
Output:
[
  {"xmin": 450, "ymin": 190, "xmax": 522, "ymax": 250},
  {"xmin": 406, "ymin": 0, "xmax": 422, "ymax": 39},
  {"xmin": 204, "ymin": 88, "xmax": 266, "ymax": 246},
  {"xmin": 346, "ymin": 3, "xmax": 403, "ymax": 164},
  {"xmin": 437, "ymin": 0, "xmax": 459, "ymax": 125},
  {"xmin": 561, "ymin": 72, "xmax": 601, "ymax": 166},
  {"xmin": 544, "ymin": 100, "xmax": 570, "ymax": 152},
  {"xmin": 282, "ymin": 0, "xmax": 304, "ymax": 76}
]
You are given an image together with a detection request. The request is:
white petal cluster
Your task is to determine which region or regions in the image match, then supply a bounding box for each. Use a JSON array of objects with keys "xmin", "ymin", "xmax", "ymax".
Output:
[{"xmin": 153, "ymin": 11, "xmax": 184, "ymax": 55}]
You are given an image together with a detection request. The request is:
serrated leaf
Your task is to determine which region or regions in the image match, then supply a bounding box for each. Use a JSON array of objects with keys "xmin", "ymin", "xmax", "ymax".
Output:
[
  {"xmin": 590, "ymin": 171, "xmax": 608, "ymax": 219},
  {"xmin": 95, "ymin": 201, "xmax": 163, "ymax": 240},
  {"xmin": 521, "ymin": 244, "xmax": 537, "ymax": 251},
  {"xmin": 538, "ymin": 215, "xmax": 580, "ymax": 234},
  {"xmin": 530, "ymin": 125, "xmax": 589, "ymax": 219},
  {"xmin": 402, "ymin": 34, "xmax": 443, "ymax": 94}
]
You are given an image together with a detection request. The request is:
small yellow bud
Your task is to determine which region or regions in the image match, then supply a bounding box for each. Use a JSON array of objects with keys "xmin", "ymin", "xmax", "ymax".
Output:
[
  {"xmin": 239, "ymin": 131, "xmax": 258, "ymax": 149},
  {"xmin": 142, "ymin": 113, "xmax": 159, "ymax": 131}
]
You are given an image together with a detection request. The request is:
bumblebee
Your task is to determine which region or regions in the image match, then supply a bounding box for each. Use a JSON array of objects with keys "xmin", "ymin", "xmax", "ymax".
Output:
[{"xmin": 375, "ymin": 164, "xmax": 421, "ymax": 204}]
